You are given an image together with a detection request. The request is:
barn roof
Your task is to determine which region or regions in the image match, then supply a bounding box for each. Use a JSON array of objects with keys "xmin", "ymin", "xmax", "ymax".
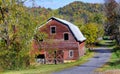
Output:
[{"xmin": 49, "ymin": 17, "xmax": 86, "ymax": 42}]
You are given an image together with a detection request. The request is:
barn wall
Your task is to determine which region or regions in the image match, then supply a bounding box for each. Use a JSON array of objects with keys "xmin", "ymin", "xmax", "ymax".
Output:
[
  {"xmin": 79, "ymin": 42, "xmax": 86, "ymax": 56},
  {"xmin": 39, "ymin": 20, "xmax": 76, "ymax": 42},
  {"xmin": 63, "ymin": 48, "xmax": 79, "ymax": 63}
]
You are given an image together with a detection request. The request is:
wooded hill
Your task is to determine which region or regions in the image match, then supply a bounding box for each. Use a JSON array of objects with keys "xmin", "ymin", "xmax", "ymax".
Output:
[
  {"xmin": 28, "ymin": 1, "xmax": 105, "ymax": 25},
  {"xmin": 58, "ymin": 1, "xmax": 105, "ymax": 23}
]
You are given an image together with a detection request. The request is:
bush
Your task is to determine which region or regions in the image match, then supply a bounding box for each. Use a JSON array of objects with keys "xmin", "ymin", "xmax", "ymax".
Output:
[
  {"xmin": 103, "ymin": 36, "xmax": 114, "ymax": 40},
  {"xmin": 112, "ymin": 46, "xmax": 120, "ymax": 58}
]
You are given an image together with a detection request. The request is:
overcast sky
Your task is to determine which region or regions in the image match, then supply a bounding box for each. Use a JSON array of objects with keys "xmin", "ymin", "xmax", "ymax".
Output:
[{"xmin": 24, "ymin": 0, "xmax": 119, "ymax": 9}]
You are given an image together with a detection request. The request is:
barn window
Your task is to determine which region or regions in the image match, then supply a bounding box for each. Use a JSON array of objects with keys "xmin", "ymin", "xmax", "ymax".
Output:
[
  {"xmin": 69, "ymin": 50, "xmax": 74, "ymax": 58},
  {"xmin": 64, "ymin": 33, "xmax": 69, "ymax": 40},
  {"xmin": 50, "ymin": 26, "xmax": 56, "ymax": 34}
]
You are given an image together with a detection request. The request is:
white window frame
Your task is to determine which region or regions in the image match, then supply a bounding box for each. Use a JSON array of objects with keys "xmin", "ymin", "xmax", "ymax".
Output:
[
  {"xmin": 69, "ymin": 50, "xmax": 74, "ymax": 58},
  {"xmin": 50, "ymin": 26, "xmax": 56, "ymax": 34}
]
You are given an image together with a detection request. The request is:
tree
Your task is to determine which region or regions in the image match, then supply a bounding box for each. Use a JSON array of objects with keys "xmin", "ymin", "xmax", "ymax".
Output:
[
  {"xmin": 104, "ymin": 0, "xmax": 120, "ymax": 45},
  {"xmin": 81, "ymin": 23, "xmax": 99, "ymax": 45},
  {"xmin": 0, "ymin": 0, "xmax": 38, "ymax": 69}
]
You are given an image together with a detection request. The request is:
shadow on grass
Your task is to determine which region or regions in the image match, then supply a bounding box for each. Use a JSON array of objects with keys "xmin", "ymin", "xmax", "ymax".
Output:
[
  {"xmin": 106, "ymin": 60, "xmax": 120, "ymax": 67},
  {"xmin": 95, "ymin": 43, "xmax": 115, "ymax": 47},
  {"xmin": 111, "ymin": 46, "xmax": 120, "ymax": 52},
  {"xmin": 106, "ymin": 46, "xmax": 120, "ymax": 67},
  {"xmin": 95, "ymin": 40, "xmax": 116, "ymax": 47}
]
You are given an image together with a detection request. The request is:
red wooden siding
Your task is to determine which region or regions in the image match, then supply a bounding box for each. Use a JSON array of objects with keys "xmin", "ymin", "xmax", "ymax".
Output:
[
  {"xmin": 31, "ymin": 19, "xmax": 86, "ymax": 63},
  {"xmin": 79, "ymin": 42, "xmax": 86, "ymax": 56},
  {"xmin": 39, "ymin": 20, "xmax": 76, "ymax": 42}
]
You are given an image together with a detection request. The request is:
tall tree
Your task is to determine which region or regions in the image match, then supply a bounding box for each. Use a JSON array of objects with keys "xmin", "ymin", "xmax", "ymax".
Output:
[
  {"xmin": 0, "ymin": 0, "xmax": 38, "ymax": 69},
  {"xmin": 104, "ymin": 0, "xmax": 120, "ymax": 44},
  {"xmin": 81, "ymin": 23, "xmax": 99, "ymax": 45}
]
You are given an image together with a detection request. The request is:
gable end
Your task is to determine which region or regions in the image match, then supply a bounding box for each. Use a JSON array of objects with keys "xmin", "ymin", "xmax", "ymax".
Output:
[{"xmin": 48, "ymin": 17, "xmax": 86, "ymax": 42}]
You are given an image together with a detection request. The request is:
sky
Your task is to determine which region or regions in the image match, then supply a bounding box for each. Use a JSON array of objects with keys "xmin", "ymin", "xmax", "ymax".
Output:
[{"xmin": 24, "ymin": 0, "xmax": 118, "ymax": 9}]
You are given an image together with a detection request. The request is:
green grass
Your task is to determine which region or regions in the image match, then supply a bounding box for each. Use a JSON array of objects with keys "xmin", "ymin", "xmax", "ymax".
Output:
[
  {"xmin": 96, "ymin": 46, "xmax": 120, "ymax": 71},
  {"xmin": 96, "ymin": 40, "xmax": 116, "ymax": 47},
  {"xmin": 2, "ymin": 51, "xmax": 94, "ymax": 74},
  {"xmin": 106, "ymin": 46, "xmax": 120, "ymax": 69}
]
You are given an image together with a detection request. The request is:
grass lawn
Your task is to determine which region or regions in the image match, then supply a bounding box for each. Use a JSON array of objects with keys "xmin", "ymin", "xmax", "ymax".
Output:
[
  {"xmin": 2, "ymin": 51, "xmax": 94, "ymax": 74},
  {"xmin": 96, "ymin": 40, "xmax": 116, "ymax": 47},
  {"xmin": 96, "ymin": 46, "xmax": 120, "ymax": 71}
]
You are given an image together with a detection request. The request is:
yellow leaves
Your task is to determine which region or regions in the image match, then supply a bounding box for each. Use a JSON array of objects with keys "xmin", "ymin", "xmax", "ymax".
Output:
[
  {"xmin": 0, "ymin": 0, "xmax": 2, "ymax": 5},
  {"xmin": 81, "ymin": 23, "xmax": 99, "ymax": 44},
  {"xmin": 0, "ymin": 50, "xmax": 9, "ymax": 56}
]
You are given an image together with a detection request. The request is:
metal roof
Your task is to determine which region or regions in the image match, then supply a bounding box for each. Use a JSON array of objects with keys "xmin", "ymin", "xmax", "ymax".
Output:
[{"xmin": 49, "ymin": 17, "xmax": 86, "ymax": 42}]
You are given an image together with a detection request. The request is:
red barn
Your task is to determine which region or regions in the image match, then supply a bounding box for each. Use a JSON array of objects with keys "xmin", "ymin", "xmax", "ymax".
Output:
[{"xmin": 31, "ymin": 17, "xmax": 86, "ymax": 64}]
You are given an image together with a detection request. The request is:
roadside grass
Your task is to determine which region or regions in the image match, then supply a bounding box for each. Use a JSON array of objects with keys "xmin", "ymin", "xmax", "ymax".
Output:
[
  {"xmin": 96, "ymin": 40, "xmax": 116, "ymax": 47},
  {"xmin": 96, "ymin": 46, "xmax": 120, "ymax": 72},
  {"xmin": 2, "ymin": 49, "xmax": 94, "ymax": 74}
]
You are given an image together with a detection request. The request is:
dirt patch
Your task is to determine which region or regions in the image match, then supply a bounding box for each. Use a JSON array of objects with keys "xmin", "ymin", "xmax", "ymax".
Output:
[{"xmin": 95, "ymin": 70, "xmax": 120, "ymax": 74}]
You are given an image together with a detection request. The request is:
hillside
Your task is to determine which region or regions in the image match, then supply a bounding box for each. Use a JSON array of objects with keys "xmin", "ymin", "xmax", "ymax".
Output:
[
  {"xmin": 57, "ymin": 1, "xmax": 105, "ymax": 24},
  {"xmin": 28, "ymin": 1, "xmax": 105, "ymax": 26}
]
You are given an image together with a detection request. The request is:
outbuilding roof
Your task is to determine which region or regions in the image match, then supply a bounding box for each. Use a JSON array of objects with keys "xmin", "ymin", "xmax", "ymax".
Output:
[{"xmin": 48, "ymin": 17, "xmax": 86, "ymax": 42}]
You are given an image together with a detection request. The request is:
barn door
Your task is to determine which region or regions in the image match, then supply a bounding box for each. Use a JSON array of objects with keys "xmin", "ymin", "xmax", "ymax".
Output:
[
  {"xmin": 55, "ymin": 50, "xmax": 64, "ymax": 64},
  {"xmin": 45, "ymin": 51, "xmax": 54, "ymax": 64},
  {"xmin": 45, "ymin": 50, "xmax": 64, "ymax": 64}
]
